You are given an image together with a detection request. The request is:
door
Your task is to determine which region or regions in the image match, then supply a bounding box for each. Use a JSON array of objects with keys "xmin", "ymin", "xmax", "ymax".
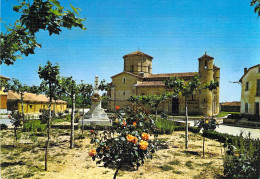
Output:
[{"xmin": 172, "ymin": 98, "xmax": 179, "ymax": 114}]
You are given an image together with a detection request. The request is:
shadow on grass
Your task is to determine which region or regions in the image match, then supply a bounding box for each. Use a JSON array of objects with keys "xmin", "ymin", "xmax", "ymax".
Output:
[
  {"xmin": 183, "ymin": 150, "xmax": 200, "ymax": 156},
  {"xmin": 1, "ymin": 161, "xmax": 26, "ymax": 168}
]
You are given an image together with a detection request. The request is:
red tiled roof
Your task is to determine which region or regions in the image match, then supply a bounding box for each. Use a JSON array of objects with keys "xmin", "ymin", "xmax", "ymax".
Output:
[
  {"xmin": 221, "ymin": 101, "xmax": 241, "ymax": 107},
  {"xmin": 123, "ymin": 51, "xmax": 153, "ymax": 59},
  {"xmin": 145, "ymin": 72, "xmax": 196, "ymax": 79},
  {"xmin": 0, "ymin": 75, "xmax": 10, "ymax": 80},
  {"xmin": 135, "ymin": 81, "xmax": 165, "ymax": 87},
  {"xmin": 7, "ymin": 90, "xmax": 67, "ymax": 103}
]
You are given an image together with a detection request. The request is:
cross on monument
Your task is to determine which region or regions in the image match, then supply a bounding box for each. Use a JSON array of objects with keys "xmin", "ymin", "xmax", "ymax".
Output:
[{"xmin": 94, "ymin": 76, "xmax": 99, "ymax": 93}]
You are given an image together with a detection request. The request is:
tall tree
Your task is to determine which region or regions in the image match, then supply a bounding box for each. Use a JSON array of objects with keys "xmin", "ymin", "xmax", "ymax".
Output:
[
  {"xmin": 1, "ymin": 0, "xmax": 86, "ymax": 65},
  {"xmin": 78, "ymin": 81, "xmax": 93, "ymax": 133},
  {"xmin": 204, "ymin": 80, "xmax": 219, "ymax": 116},
  {"xmin": 165, "ymin": 74, "xmax": 200, "ymax": 149},
  {"xmin": 38, "ymin": 61, "xmax": 60, "ymax": 171},
  {"xmin": 60, "ymin": 76, "xmax": 79, "ymax": 148}
]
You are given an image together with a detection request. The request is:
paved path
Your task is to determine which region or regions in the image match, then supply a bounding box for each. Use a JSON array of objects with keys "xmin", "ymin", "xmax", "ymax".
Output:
[{"xmin": 174, "ymin": 119, "xmax": 260, "ymax": 139}]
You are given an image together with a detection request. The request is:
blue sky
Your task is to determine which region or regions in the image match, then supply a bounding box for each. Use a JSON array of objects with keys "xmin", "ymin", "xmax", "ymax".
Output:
[{"xmin": 1, "ymin": 0, "xmax": 259, "ymax": 102}]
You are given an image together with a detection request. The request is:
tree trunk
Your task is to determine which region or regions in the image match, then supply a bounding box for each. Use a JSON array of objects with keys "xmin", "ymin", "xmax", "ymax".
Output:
[
  {"xmin": 203, "ymin": 136, "xmax": 205, "ymax": 157},
  {"xmin": 155, "ymin": 107, "xmax": 158, "ymax": 121},
  {"xmin": 21, "ymin": 93, "xmax": 24, "ymax": 123},
  {"xmin": 185, "ymin": 99, "xmax": 188, "ymax": 149},
  {"xmin": 113, "ymin": 166, "xmax": 121, "ymax": 179},
  {"xmin": 70, "ymin": 94, "xmax": 75, "ymax": 149},
  {"xmin": 212, "ymin": 91, "xmax": 214, "ymax": 117},
  {"xmin": 82, "ymin": 100, "xmax": 84, "ymax": 134},
  {"xmin": 45, "ymin": 86, "xmax": 52, "ymax": 171}
]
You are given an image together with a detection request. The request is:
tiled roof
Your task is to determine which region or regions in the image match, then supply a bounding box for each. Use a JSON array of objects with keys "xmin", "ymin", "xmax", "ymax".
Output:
[
  {"xmin": 7, "ymin": 90, "xmax": 67, "ymax": 103},
  {"xmin": 221, "ymin": 101, "xmax": 241, "ymax": 107},
  {"xmin": 198, "ymin": 53, "xmax": 214, "ymax": 60},
  {"xmin": 145, "ymin": 72, "xmax": 196, "ymax": 79},
  {"xmin": 135, "ymin": 81, "xmax": 165, "ymax": 87},
  {"xmin": 111, "ymin": 71, "xmax": 142, "ymax": 79},
  {"xmin": 0, "ymin": 75, "xmax": 10, "ymax": 80},
  {"xmin": 123, "ymin": 51, "xmax": 153, "ymax": 59}
]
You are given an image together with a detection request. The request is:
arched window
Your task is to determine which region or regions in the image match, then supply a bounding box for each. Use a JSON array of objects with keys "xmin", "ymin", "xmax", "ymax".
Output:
[
  {"xmin": 131, "ymin": 65, "xmax": 134, "ymax": 72},
  {"xmin": 148, "ymin": 64, "xmax": 151, "ymax": 73},
  {"xmin": 123, "ymin": 78, "xmax": 126, "ymax": 83},
  {"xmin": 204, "ymin": 61, "xmax": 207, "ymax": 69}
]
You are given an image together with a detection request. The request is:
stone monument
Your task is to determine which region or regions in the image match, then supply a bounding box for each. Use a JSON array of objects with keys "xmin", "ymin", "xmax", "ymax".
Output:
[{"xmin": 78, "ymin": 76, "xmax": 112, "ymax": 126}]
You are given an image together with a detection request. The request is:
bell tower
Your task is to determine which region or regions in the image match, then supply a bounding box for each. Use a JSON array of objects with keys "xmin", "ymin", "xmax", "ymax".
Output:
[
  {"xmin": 198, "ymin": 52, "xmax": 214, "ymax": 115},
  {"xmin": 123, "ymin": 51, "xmax": 153, "ymax": 77}
]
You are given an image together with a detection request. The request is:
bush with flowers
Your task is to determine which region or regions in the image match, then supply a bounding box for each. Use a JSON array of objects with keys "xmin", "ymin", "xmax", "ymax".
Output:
[
  {"xmin": 195, "ymin": 116, "xmax": 219, "ymax": 157},
  {"xmin": 88, "ymin": 104, "xmax": 158, "ymax": 179}
]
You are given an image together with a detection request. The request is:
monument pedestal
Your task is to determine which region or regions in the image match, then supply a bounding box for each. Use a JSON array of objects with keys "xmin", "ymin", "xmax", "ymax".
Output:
[{"xmin": 78, "ymin": 100, "xmax": 112, "ymax": 126}]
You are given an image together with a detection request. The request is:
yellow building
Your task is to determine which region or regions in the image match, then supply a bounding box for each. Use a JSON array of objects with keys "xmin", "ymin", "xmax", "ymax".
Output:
[
  {"xmin": 7, "ymin": 90, "xmax": 67, "ymax": 114},
  {"xmin": 109, "ymin": 51, "xmax": 220, "ymax": 116},
  {"xmin": 0, "ymin": 75, "xmax": 10, "ymax": 114},
  {"xmin": 240, "ymin": 64, "xmax": 260, "ymax": 119}
]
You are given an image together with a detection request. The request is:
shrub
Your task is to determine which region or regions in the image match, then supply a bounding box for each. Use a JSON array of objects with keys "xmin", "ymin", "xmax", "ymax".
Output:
[
  {"xmin": 23, "ymin": 120, "xmax": 46, "ymax": 132},
  {"xmin": 0, "ymin": 124, "xmax": 8, "ymax": 130},
  {"xmin": 89, "ymin": 104, "xmax": 158, "ymax": 178}
]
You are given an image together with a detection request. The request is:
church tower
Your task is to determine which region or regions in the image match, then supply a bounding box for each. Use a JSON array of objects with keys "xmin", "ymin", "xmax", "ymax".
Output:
[
  {"xmin": 198, "ymin": 52, "xmax": 214, "ymax": 115},
  {"xmin": 123, "ymin": 51, "xmax": 153, "ymax": 77}
]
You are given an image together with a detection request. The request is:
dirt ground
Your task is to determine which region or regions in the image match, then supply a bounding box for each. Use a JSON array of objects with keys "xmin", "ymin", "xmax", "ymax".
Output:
[{"xmin": 1, "ymin": 129, "xmax": 224, "ymax": 179}]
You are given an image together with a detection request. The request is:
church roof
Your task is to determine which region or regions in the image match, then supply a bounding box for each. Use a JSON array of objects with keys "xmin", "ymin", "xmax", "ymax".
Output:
[
  {"xmin": 135, "ymin": 81, "xmax": 165, "ymax": 87},
  {"xmin": 111, "ymin": 71, "xmax": 142, "ymax": 79},
  {"xmin": 0, "ymin": 75, "xmax": 10, "ymax": 80},
  {"xmin": 7, "ymin": 90, "xmax": 67, "ymax": 103},
  {"xmin": 145, "ymin": 72, "xmax": 196, "ymax": 79},
  {"xmin": 198, "ymin": 53, "xmax": 214, "ymax": 60},
  {"xmin": 123, "ymin": 51, "xmax": 153, "ymax": 59},
  {"xmin": 213, "ymin": 65, "xmax": 220, "ymax": 70}
]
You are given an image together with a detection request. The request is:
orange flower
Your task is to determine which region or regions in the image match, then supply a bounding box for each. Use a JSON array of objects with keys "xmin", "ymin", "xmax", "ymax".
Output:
[
  {"xmin": 122, "ymin": 120, "xmax": 126, "ymax": 126},
  {"xmin": 91, "ymin": 130, "xmax": 94, "ymax": 134},
  {"xmin": 127, "ymin": 134, "xmax": 135, "ymax": 142},
  {"xmin": 115, "ymin": 106, "xmax": 120, "ymax": 110},
  {"xmin": 133, "ymin": 122, "xmax": 137, "ymax": 126},
  {"xmin": 106, "ymin": 146, "xmax": 109, "ymax": 151},
  {"xmin": 234, "ymin": 153, "xmax": 239, "ymax": 157},
  {"xmin": 139, "ymin": 140, "xmax": 148, "ymax": 150},
  {"xmin": 141, "ymin": 133, "xmax": 149, "ymax": 140},
  {"xmin": 132, "ymin": 137, "xmax": 138, "ymax": 144},
  {"xmin": 88, "ymin": 149, "xmax": 96, "ymax": 157}
]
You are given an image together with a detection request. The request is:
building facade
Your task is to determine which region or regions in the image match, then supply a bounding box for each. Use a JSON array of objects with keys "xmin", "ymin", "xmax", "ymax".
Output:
[
  {"xmin": 7, "ymin": 90, "xmax": 67, "ymax": 114},
  {"xmin": 109, "ymin": 51, "xmax": 220, "ymax": 116},
  {"xmin": 240, "ymin": 64, "xmax": 260, "ymax": 119},
  {"xmin": 0, "ymin": 75, "xmax": 10, "ymax": 114}
]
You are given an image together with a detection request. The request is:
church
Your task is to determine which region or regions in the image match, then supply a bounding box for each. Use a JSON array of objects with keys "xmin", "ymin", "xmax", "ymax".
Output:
[{"xmin": 108, "ymin": 51, "xmax": 220, "ymax": 116}]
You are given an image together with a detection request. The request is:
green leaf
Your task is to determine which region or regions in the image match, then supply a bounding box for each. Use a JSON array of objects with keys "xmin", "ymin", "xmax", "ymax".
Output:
[
  {"xmin": 49, "ymin": 0, "xmax": 61, "ymax": 8},
  {"xmin": 70, "ymin": 4, "xmax": 79, "ymax": 15},
  {"xmin": 13, "ymin": 5, "xmax": 22, "ymax": 12}
]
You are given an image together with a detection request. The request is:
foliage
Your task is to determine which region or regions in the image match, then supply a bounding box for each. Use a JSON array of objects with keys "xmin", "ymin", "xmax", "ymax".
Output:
[
  {"xmin": 0, "ymin": 124, "xmax": 8, "ymax": 130},
  {"xmin": 1, "ymin": 0, "xmax": 86, "ymax": 65},
  {"xmin": 251, "ymin": 0, "xmax": 260, "ymax": 17},
  {"xmin": 204, "ymin": 80, "xmax": 219, "ymax": 92},
  {"xmin": 224, "ymin": 135, "xmax": 260, "ymax": 178},
  {"xmin": 101, "ymin": 93, "xmax": 111, "ymax": 109},
  {"xmin": 90, "ymin": 105, "xmax": 158, "ymax": 178},
  {"xmin": 9, "ymin": 111, "xmax": 23, "ymax": 142},
  {"xmin": 23, "ymin": 120, "xmax": 46, "ymax": 132},
  {"xmin": 195, "ymin": 116, "xmax": 218, "ymax": 131}
]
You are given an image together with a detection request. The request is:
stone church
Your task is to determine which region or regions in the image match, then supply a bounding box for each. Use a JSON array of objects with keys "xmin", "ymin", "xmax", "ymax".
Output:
[{"xmin": 108, "ymin": 51, "xmax": 220, "ymax": 116}]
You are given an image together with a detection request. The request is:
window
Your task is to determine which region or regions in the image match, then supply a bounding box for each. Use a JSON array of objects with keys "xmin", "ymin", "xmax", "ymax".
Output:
[
  {"xmin": 131, "ymin": 65, "xmax": 134, "ymax": 72},
  {"xmin": 245, "ymin": 82, "xmax": 249, "ymax": 91},
  {"xmin": 204, "ymin": 61, "xmax": 207, "ymax": 69},
  {"xmin": 256, "ymin": 79, "xmax": 260, "ymax": 96},
  {"xmin": 148, "ymin": 65, "xmax": 151, "ymax": 73},
  {"xmin": 123, "ymin": 91, "xmax": 125, "ymax": 95},
  {"xmin": 29, "ymin": 105, "xmax": 33, "ymax": 109},
  {"xmin": 258, "ymin": 67, "xmax": 260, "ymax": 73},
  {"xmin": 255, "ymin": 102, "xmax": 259, "ymax": 115},
  {"xmin": 123, "ymin": 78, "xmax": 126, "ymax": 83},
  {"xmin": 245, "ymin": 103, "xmax": 248, "ymax": 113},
  {"xmin": 189, "ymin": 94, "xmax": 195, "ymax": 101}
]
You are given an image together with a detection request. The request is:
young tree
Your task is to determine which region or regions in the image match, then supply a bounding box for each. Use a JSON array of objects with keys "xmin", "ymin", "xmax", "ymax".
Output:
[
  {"xmin": 78, "ymin": 81, "xmax": 93, "ymax": 133},
  {"xmin": 204, "ymin": 80, "xmax": 219, "ymax": 116},
  {"xmin": 3, "ymin": 78, "xmax": 30, "ymax": 122},
  {"xmin": 59, "ymin": 76, "xmax": 79, "ymax": 149},
  {"xmin": 165, "ymin": 74, "xmax": 200, "ymax": 149},
  {"xmin": 148, "ymin": 94, "xmax": 168, "ymax": 120},
  {"xmin": 38, "ymin": 61, "xmax": 60, "ymax": 171},
  {"xmin": 8, "ymin": 111, "xmax": 23, "ymax": 147},
  {"xmin": 1, "ymin": 0, "xmax": 86, "ymax": 65}
]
